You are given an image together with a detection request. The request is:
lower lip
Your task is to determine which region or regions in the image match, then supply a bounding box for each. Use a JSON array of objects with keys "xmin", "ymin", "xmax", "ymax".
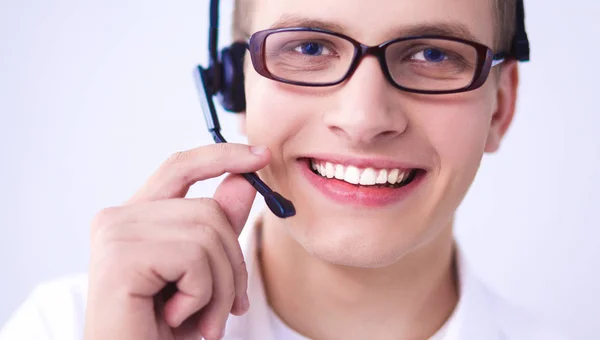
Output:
[{"xmin": 298, "ymin": 159, "xmax": 425, "ymax": 207}]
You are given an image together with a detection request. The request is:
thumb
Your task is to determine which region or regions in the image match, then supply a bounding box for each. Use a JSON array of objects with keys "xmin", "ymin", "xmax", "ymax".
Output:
[{"xmin": 213, "ymin": 173, "xmax": 259, "ymax": 236}]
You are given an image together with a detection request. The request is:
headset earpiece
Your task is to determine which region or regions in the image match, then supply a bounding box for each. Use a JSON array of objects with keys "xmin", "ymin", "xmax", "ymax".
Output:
[
  {"xmin": 217, "ymin": 42, "xmax": 247, "ymax": 113},
  {"xmin": 511, "ymin": 0, "xmax": 530, "ymax": 61}
]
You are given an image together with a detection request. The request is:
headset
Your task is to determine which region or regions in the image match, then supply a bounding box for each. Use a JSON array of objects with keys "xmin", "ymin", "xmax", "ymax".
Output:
[
  {"xmin": 194, "ymin": 0, "xmax": 531, "ymax": 219},
  {"xmin": 194, "ymin": 1, "xmax": 296, "ymax": 218}
]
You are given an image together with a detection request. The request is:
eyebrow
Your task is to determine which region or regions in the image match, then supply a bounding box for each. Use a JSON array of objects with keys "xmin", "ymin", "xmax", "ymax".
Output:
[
  {"xmin": 269, "ymin": 15, "xmax": 346, "ymax": 32},
  {"xmin": 269, "ymin": 15, "xmax": 480, "ymax": 43}
]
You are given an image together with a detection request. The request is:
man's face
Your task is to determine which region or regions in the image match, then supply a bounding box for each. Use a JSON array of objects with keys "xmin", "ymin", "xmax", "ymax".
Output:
[{"xmin": 242, "ymin": 0, "xmax": 516, "ymax": 267}]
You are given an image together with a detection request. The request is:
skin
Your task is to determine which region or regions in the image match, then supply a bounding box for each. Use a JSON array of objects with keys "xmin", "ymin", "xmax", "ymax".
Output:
[
  {"xmin": 244, "ymin": 0, "xmax": 518, "ymax": 338},
  {"xmin": 84, "ymin": 0, "xmax": 518, "ymax": 339},
  {"xmin": 85, "ymin": 145, "xmax": 272, "ymax": 340}
]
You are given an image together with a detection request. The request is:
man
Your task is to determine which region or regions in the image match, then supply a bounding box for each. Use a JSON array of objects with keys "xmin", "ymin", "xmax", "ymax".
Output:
[{"xmin": 0, "ymin": 0, "xmax": 570, "ymax": 339}]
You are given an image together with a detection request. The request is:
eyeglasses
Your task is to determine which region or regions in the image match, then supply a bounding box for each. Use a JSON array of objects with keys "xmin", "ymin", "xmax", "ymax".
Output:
[{"xmin": 247, "ymin": 28, "xmax": 506, "ymax": 95}]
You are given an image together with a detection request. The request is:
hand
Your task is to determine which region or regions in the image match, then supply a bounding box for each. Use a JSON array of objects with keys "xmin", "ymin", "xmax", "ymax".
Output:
[{"xmin": 84, "ymin": 144, "xmax": 270, "ymax": 340}]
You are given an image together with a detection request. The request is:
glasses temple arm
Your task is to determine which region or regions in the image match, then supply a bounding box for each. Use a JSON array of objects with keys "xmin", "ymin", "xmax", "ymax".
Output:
[{"xmin": 491, "ymin": 53, "xmax": 506, "ymax": 67}]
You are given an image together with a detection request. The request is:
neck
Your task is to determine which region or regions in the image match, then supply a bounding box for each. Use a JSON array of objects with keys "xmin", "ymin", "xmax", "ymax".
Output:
[{"xmin": 258, "ymin": 214, "xmax": 459, "ymax": 340}]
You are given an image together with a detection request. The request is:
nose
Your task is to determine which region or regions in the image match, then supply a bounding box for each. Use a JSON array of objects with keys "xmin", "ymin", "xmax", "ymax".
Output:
[{"xmin": 323, "ymin": 56, "xmax": 408, "ymax": 146}]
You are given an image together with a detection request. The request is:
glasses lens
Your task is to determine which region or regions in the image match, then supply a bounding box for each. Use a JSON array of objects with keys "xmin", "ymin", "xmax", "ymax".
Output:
[
  {"xmin": 385, "ymin": 38, "xmax": 479, "ymax": 91},
  {"xmin": 264, "ymin": 31, "xmax": 356, "ymax": 84}
]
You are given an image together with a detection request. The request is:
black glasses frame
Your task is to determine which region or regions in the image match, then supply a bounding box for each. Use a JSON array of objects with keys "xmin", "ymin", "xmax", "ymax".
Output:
[{"xmin": 248, "ymin": 27, "xmax": 506, "ymax": 95}]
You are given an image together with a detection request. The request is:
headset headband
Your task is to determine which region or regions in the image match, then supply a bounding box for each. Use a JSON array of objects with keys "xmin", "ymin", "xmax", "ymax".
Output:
[
  {"xmin": 206, "ymin": 0, "xmax": 222, "ymax": 95},
  {"xmin": 513, "ymin": 0, "xmax": 530, "ymax": 61}
]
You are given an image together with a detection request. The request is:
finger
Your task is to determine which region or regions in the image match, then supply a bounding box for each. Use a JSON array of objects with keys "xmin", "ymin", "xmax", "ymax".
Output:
[
  {"xmin": 159, "ymin": 242, "xmax": 213, "ymax": 328},
  {"xmin": 213, "ymin": 173, "xmax": 258, "ymax": 236},
  {"xmin": 191, "ymin": 197, "xmax": 250, "ymax": 315},
  {"xmin": 97, "ymin": 198, "xmax": 226, "ymax": 230},
  {"xmin": 171, "ymin": 311, "xmax": 204, "ymax": 340},
  {"xmin": 145, "ymin": 232, "xmax": 233, "ymax": 335},
  {"xmin": 115, "ymin": 241, "xmax": 214, "ymax": 308},
  {"xmin": 127, "ymin": 143, "xmax": 270, "ymax": 204},
  {"xmin": 163, "ymin": 261, "xmax": 212, "ymax": 328},
  {"xmin": 194, "ymin": 227, "xmax": 237, "ymax": 340},
  {"xmin": 180, "ymin": 198, "xmax": 250, "ymax": 316},
  {"xmin": 103, "ymin": 200, "xmax": 249, "ymax": 317},
  {"xmin": 194, "ymin": 237, "xmax": 238, "ymax": 340}
]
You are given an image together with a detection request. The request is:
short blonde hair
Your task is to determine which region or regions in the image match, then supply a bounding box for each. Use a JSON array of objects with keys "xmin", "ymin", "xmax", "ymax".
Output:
[
  {"xmin": 232, "ymin": 0, "xmax": 516, "ymax": 52},
  {"xmin": 231, "ymin": 0, "xmax": 254, "ymax": 42}
]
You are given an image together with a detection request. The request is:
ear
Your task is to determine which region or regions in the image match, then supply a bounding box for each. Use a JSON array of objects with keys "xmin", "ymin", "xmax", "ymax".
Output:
[{"xmin": 484, "ymin": 61, "xmax": 520, "ymax": 153}]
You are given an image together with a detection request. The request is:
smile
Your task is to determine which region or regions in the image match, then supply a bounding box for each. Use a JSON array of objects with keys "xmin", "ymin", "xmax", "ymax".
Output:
[
  {"xmin": 309, "ymin": 159, "xmax": 418, "ymax": 188},
  {"xmin": 299, "ymin": 157, "xmax": 426, "ymax": 207}
]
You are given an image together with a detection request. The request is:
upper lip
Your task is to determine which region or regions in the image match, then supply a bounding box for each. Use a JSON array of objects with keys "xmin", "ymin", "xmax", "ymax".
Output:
[{"xmin": 301, "ymin": 154, "xmax": 428, "ymax": 171}]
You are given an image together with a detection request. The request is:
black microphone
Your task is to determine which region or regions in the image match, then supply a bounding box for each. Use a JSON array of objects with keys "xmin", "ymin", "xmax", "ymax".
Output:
[
  {"xmin": 192, "ymin": 0, "xmax": 295, "ymax": 219},
  {"xmin": 193, "ymin": 65, "xmax": 296, "ymax": 219}
]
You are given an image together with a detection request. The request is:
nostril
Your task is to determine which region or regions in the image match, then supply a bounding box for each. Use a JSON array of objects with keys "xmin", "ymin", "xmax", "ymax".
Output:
[
  {"xmin": 379, "ymin": 130, "xmax": 400, "ymax": 140},
  {"xmin": 327, "ymin": 126, "xmax": 345, "ymax": 138}
]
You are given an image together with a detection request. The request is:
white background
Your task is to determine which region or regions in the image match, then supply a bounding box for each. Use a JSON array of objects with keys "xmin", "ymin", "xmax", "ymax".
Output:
[{"xmin": 0, "ymin": 0, "xmax": 598, "ymax": 338}]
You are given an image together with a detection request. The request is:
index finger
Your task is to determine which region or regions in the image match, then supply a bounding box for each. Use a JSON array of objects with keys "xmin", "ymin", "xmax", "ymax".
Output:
[{"xmin": 126, "ymin": 144, "xmax": 270, "ymax": 204}]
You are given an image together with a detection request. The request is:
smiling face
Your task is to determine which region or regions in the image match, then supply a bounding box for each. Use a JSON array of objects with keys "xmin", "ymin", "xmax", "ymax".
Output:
[{"xmin": 241, "ymin": 0, "xmax": 518, "ymax": 267}]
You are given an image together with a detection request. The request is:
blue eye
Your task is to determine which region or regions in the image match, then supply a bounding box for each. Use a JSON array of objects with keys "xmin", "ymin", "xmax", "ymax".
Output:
[
  {"xmin": 422, "ymin": 48, "xmax": 447, "ymax": 62},
  {"xmin": 298, "ymin": 42, "xmax": 324, "ymax": 56}
]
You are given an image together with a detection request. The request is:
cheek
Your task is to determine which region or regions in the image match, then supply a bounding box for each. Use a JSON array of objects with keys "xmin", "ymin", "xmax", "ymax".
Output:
[
  {"xmin": 243, "ymin": 69, "xmax": 329, "ymax": 148},
  {"xmin": 411, "ymin": 87, "xmax": 496, "ymax": 230},
  {"xmin": 395, "ymin": 89, "xmax": 496, "ymax": 245},
  {"xmin": 244, "ymin": 75, "xmax": 296, "ymax": 146},
  {"xmin": 243, "ymin": 72, "xmax": 311, "ymax": 188},
  {"xmin": 421, "ymin": 91, "xmax": 495, "ymax": 172}
]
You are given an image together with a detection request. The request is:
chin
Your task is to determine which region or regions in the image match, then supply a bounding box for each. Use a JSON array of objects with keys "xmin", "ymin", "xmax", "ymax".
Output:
[{"xmin": 293, "ymin": 219, "xmax": 429, "ymax": 268}]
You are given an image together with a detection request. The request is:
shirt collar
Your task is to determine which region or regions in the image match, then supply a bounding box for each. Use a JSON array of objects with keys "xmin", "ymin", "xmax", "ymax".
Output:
[{"xmin": 442, "ymin": 245, "xmax": 505, "ymax": 340}]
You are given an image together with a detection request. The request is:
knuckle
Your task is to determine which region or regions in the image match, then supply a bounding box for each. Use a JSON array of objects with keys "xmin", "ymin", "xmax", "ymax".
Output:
[
  {"xmin": 185, "ymin": 243, "xmax": 207, "ymax": 264},
  {"xmin": 166, "ymin": 150, "xmax": 189, "ymax": 164},
  {"xmin": 199, "ymin": 197, "xmax": 223, "ymax": 213},
  {"xmin": 212, "ymin": 142, "xmax": 232, "ymax": 156},
  {"xmin": 160, "ymin": 151, "xmax": 194, "ymax": 185},
  {"xmin": 226, "ymin": 286, "xmax": 236, "ymax": 302},
  {"xmin": 221, "ymin": 264, "xmax": 237, "ymax": 300},
  {"xmin": 194, "ymin": 198, "xmax": 228, "ymax": 226},
  {"xmin": 236, "ymin": 261, "xmax": 249, "ymax": 282},
  {"xmin": 197, "ymin": 277, "xmax": 214, "ymax": 300},
  {"xmin": 198, "ymin": 224, "xmax": 220, "ymax": 245},
  {"xmin": 169, "ymin": 144, "xmax": 231, "ymax": 167},
  {"xmin": 91, "ymin": 206, "xmax": 121, "ymax": 235},
  {"xmin": 211, "ymin": 143, "xmax": 245, "ymax": 164}
]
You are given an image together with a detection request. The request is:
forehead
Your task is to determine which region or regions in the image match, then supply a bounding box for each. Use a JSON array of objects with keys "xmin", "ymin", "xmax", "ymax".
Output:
[{"xmin": 250, "ymin": 0, "xmax": 496, "ymax": 47}]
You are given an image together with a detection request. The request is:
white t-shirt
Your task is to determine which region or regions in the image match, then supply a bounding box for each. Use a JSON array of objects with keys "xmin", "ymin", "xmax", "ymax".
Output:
[
  {"xmin": 0, "ymin": 215, "xmax": 570, "ymax": 340},
  {"xmin": 268, "ymin": 304, "xmax": 452, "ymax": 340}
]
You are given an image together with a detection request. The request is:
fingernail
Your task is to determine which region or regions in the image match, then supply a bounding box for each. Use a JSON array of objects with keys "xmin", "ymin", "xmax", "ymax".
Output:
[{"xmin": 250, "ymin": 145, "xmax": 266, "ymax": 155}]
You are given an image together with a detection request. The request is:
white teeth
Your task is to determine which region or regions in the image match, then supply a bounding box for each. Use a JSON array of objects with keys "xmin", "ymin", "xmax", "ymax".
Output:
[
  {"xmin": 359, "ymin": 168, "xmax": 377, "ymax": 185},
  {"xmin": 344, "ymin": 166, "xmax": 361, "ymax": 184},
  {"xmin": 396, "ymin": 171, "xmax": 406, "ymax": 184},
  {"xmin": 325, "ymin": 162, "xmax": 335, "ymax": 178},
  {"xmin": 311, "ymin": 159, "xmax": 413, "ymax": 187},
  {"xmin": 319, "ymin": 163, "xmax": 326, "ymax": 176},
  {"xmin": 334, "ymin": 164, "xmax": 345, "ymax": 180},
  {"xmin": 315, "ymin": 163, "xmax": 322, "ymax": 176},
  {"xmin": 387, "ymin": 169, "xmax": 399, "ymax": 184},
  {"xmin": 376, "ymin": 169, "xmax": 388, "ymax": 184}
]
